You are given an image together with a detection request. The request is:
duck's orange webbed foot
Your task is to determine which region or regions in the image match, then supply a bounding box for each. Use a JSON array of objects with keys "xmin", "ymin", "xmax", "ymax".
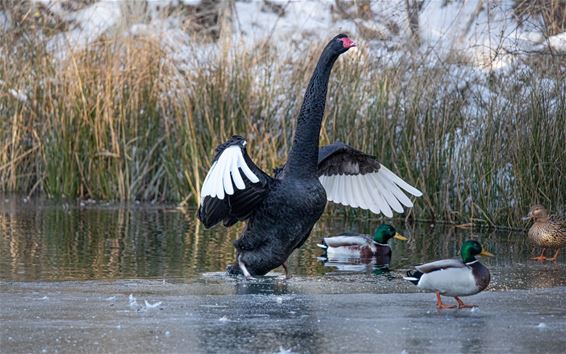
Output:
[
  {"xmin": 435, "ymin": 291, "xmax": 456, "ymax": 309},
  {"xmin": 532, "ymin": 249, "xmax": 547, "ymax": 261},
  {"xmin": 437, "ymin": 303, "xmax": 457, "ymax": 309},
  {"xmin": 547, "ymin": 249, "xmax": 560, "ymax": 262},
  {"xmin": 455, "ymin": 296, "xmax": 477, "ymax": 309}
]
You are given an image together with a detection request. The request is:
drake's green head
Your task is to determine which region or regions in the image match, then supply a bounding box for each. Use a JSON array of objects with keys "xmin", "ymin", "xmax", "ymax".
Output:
[
  {"xmin": 373, "ymin": 224, "xmax": 407, "ymax": 244},
  {"xmin": 460, "ymin": 240, "xmax": 494, "ymax": 263}
]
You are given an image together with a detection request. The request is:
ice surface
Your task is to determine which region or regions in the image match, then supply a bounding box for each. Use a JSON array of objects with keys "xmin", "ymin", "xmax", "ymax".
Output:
[{"xmin": 1, "ymin": 280, "xmax": 565, "ymax": 353}]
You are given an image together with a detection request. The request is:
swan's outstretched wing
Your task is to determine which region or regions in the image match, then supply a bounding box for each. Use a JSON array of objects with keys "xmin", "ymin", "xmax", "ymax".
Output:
[
  {"xmin": 198, "ymin": 136, "xmax": 272, "ymax": 228},
  {"xmin": 317, "ymin": 141, "xmax": 422, "ymax": 217}
]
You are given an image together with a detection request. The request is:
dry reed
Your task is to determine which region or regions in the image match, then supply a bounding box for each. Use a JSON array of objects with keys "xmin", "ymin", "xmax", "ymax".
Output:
[{"xmin": 0, "ymin": 18, "xmax": 565, "ymax": 228}]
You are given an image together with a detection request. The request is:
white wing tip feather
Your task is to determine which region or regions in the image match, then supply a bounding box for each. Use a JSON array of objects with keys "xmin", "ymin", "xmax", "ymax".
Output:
[
  {"xmin": 319, "ymin": 165, "xmax": 422, "ymax": 217},
  {"xmin": 379, "ymin": 164, "xmax": 423, "ymax": 197},
  {"xmin": 200, "ymin": 145, "xmax": 259, "ymax": 203}
]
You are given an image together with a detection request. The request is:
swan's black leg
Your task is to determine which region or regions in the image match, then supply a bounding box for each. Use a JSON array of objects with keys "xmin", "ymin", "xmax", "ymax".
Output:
[
  {"xmin": 282, "ymin": 261, "xmax": 291, "ymax": 279},
  {"xmin": 238, "ymin": 254, "xmax": 254, "ymax": 280}
]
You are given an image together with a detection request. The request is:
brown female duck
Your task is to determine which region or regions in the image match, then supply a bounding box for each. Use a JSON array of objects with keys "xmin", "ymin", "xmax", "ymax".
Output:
[{"xmin": 523, "ymin": 204, "xmax": 566, "ymax": 261}]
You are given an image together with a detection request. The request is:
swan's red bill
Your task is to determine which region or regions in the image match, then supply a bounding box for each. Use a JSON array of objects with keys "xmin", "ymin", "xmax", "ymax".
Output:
[{"xmin": 339, "ymin": 37, "xmax": 356, "ymax": 49}]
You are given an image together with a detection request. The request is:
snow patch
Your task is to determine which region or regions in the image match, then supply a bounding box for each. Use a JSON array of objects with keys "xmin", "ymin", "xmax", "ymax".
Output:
[
  {"xmin": 547, "ymin": 32, "xmax": 566, "ymax": 52},
  {"xmin": 8, "ymin": 88, "xmax": 28, "ymax": 103},
  {"xmin": 25, "ymin": 0, "xmax": 566, "ymax": 75},
  {"xmin": 47, "ymin": 1, "xmax": 122, "ymax": 60},
  {"xmin": 0, "ymin": 11, "xmax": 10, "ymax": 31}
]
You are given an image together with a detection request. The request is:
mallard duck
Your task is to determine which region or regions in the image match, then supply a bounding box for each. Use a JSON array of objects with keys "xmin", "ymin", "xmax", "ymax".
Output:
[
  {"xmin": 198, "ymin": 34, "xmax": 422, "ymax": 279},
  {"xmin": 522, "ymin": 204, "xmax": 566, "ymax": 261},
  {"xmin": 404, "ymin": 240, "xmax": 493, "ymax": 309},
  {"xmin": 317, "ymin": 224, "xmax": 407, "ymax": 267}
]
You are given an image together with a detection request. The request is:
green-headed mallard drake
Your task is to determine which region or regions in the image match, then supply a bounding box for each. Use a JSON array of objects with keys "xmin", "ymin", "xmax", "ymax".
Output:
[
  {"xmin": 522, "ymin": 204, "xmax": 566, "ymax": 261},
  {"xmin": 404, "ymin": 240, "xmax": 493, "ymax": 309},
  {"xmin": 317, "ymin": 224, "xmax": 407, "ymax": 266}
]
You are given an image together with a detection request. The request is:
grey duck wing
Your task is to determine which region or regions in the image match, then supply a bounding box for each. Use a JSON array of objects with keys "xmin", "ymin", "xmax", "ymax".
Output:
[{"xmin": 415, "ymin": 259, "xmax": 466, "ymax": 273}]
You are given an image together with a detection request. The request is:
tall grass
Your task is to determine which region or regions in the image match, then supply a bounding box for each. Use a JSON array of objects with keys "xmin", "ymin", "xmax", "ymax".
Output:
[{"xmin": 0, "ymin": 24, "xmax": 565, "ymax": 228}]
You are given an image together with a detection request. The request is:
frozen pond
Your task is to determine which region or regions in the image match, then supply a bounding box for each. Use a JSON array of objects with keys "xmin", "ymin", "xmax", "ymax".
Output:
[{"xmin": 1, "ymin": 196, "xmax": 565, "ymax": 353}]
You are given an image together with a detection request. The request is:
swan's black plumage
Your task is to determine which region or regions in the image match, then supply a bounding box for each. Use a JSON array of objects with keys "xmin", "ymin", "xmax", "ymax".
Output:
[
  {"xmin": 198, "ymin": 34, "xmax": 421, "ymax": 277},
  {"xmin": 318, "ymin": 141, "xmax": 381, "ymax": 176},
  {"xmin": 199, "ymin": 34, "xmax": 354, "ymax": 276}
]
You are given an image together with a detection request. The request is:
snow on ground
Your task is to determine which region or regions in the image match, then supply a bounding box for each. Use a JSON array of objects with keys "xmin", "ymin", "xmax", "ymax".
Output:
[
  {"xmin": 21, "ymin": 0, "xmax": 563, "ymax": 71},
  {"xmin": 45, "ymin": 1, "xmax": 122, "ymax": 60},
  {"xmin": 0, "ymin": 11, "xmax": 9, "ymax": 32},
  {"xmin": 233, "ymin": 0, "xmax": 356, "ymax": 50},
  {"xmin": 4, "ymin": 0, "xmax": 563, "ymax": 115},
  {"xmin": 547, "ymin": 32, "xmax": 566, "ymax": 52}
]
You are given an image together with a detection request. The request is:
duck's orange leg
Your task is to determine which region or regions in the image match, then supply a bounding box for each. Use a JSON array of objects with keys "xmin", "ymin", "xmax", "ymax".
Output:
[
  {"xmin": 532, "ymin": 249, "xmax": 547, "ymax": 261},
  {"xmin": 548, "ymin": 249, "xmax": 560, "ymax": 262},
  {"xmin": 436, "ymin": 291, "xmax": 456, "ymax": 309},
  {"xmin": 455, "ymin": 296, "xmax": 477, "ymax": 309}
]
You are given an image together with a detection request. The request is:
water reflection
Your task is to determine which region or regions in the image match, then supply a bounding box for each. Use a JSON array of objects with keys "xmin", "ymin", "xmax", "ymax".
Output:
[
  {"xmin": 0, "ymin": 195, "xmax": 565, "ymax": 291},
  {"xmin": 318, "ymin": 255, "xmax": 393, "ymax": 277}
]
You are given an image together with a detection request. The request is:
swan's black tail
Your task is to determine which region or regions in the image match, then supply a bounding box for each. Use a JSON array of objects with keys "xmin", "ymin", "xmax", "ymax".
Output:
[{"xmin": 403, "ymin": 270, "xmax": 423, "ymax": 285}]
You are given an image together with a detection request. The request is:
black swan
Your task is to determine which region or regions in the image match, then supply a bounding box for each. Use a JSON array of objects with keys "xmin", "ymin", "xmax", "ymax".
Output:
[{"xmin": 198, "ymin": 34, "xmax": 422, "ymax": 278}]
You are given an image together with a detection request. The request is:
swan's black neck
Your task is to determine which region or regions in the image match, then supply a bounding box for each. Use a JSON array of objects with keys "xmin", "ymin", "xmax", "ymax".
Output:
[{"xmin": 284, "ymin": 48, "xmax": 340, "ymax": 179}]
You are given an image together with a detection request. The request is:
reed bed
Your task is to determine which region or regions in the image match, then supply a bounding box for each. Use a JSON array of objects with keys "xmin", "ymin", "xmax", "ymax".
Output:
[{"xmin": 0, "ymin": 25, "xmax": 564, "ymax": 228}]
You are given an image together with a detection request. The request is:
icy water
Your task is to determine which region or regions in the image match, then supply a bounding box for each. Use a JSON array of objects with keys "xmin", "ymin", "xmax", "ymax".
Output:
[
  {"xmin": 1, "ymin": 195, "xmax": 565, "ymax": 289},
  {"xmin": 1, "ymin": 195, "xmax": 566, "ymax": 353}
]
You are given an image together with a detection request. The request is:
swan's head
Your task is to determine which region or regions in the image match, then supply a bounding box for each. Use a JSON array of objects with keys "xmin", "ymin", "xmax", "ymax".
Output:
[
  {"xmin": 229, "ymin": 135, "xmax": 247, "ymax": 148},
  {"xmin": 330, "ymin": 33, "xmax": 356, "ymax": 54},
  {"xmin": 373, "ymin": 224, "xmax": 407, "ymax": 244}
]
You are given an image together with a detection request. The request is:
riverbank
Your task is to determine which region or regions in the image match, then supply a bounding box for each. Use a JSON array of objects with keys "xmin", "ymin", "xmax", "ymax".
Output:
[{"xmin": 1, "ymin": 3, "xmax": 565, "ymax": 226}]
